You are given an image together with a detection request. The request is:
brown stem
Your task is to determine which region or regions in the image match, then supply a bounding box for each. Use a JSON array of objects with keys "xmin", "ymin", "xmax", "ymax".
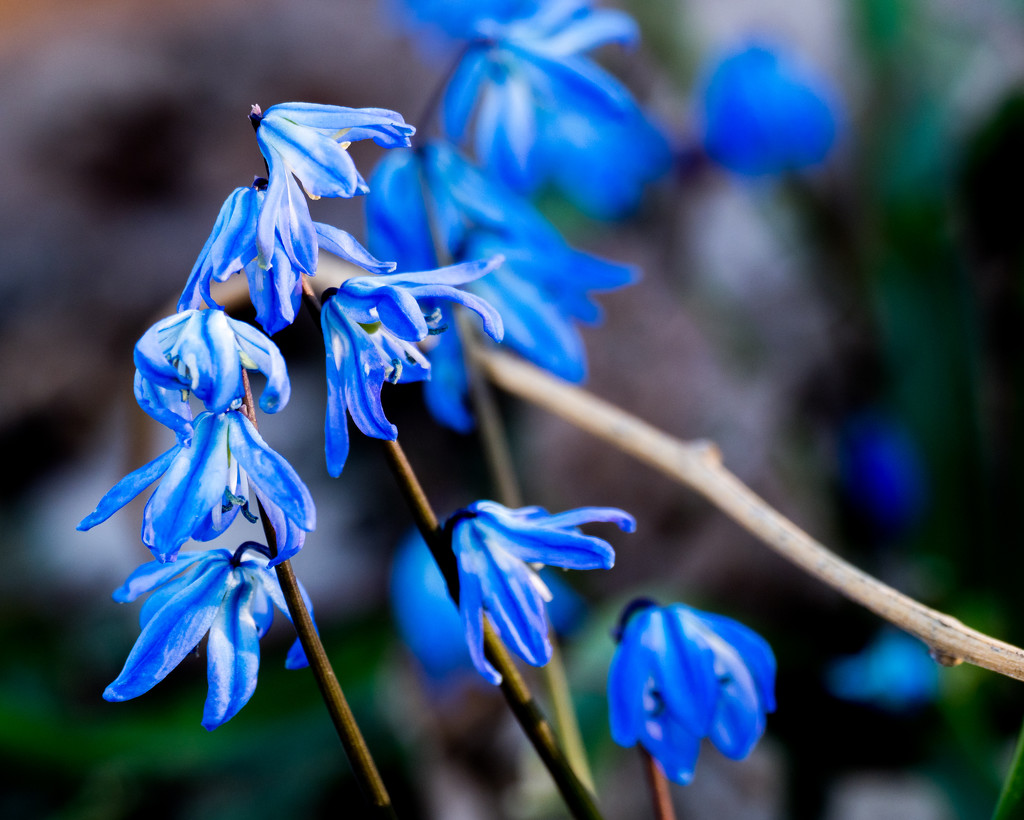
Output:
[
  {"xmin": 241, "ymin": 370, "xmax": 396, "ymax": 818},
  {"xmin": 641, "ymin": 748, "xmax": 677, "ymax": 820}
]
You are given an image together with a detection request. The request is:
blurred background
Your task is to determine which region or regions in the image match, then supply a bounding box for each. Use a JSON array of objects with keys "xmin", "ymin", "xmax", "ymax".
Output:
[{"xmin": 2, "ymin": 0, "xmax": 1024, "ymax": 817}]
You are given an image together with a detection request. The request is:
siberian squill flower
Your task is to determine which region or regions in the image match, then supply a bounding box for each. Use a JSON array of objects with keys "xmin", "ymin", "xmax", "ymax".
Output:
[
  {"xmin": 826, "ymin": 629, "xmax": 938, "ymax": 712},
  {"xmin": 179, "ymin": 180, "xmax": 394, "ymax": 335},
  {"xmin": 250, "ymin": 103, "xmax": 414, "ymax": 285},
  {"xmin": 390, "ymin": 528, "xmax": 587, "ymax": 683},
  {"xmin": 134, "ymin": 309, "xmax": 290, "ymax": 420},
  {"xmin": 446, "ymin": 500, "xmax": 635, "ymax": 684},
  {"xmin": 437, "ymin": 0, "xmax": 668, "ymax": 201},
  {"xmin": 78, "ymin": 410, "xmax": 315, "ymax": 564},
  {"xmin": 367, "ymin": 142, "xmax": 634, "ymax": 430},
  {"xmin": 701, "ymin": 43, "xmax": 837, "ymax": 176},
  {"xmin": 608, "ymin": 600, "xmax": 776, "ymax": 785},
  {"xmin": 105, "ymin": 542, "xmax": 313, "ymax": 730},
  {"xmin": 319, "ymin": 259, "xmax": 503, "ymax": 477}
]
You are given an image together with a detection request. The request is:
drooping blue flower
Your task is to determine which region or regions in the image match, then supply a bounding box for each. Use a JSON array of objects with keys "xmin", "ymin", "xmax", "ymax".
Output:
[
  {"xmin": 78, "ymin": 410, "xmax": 315, "ymax": 564},
  {"xmin": 367, "ymin": 142, "xmax": 634, "ymax": 430},
  {"xmin": 701, "ymin": 43, "xmax": 837, "ymax": 176},
  {"xmin": 104, "ymin": 542, "xmax": 313, "ymax": 730},
  {"xmin": 608, "ymin": 600, "xmax": 776, "ymax": 785},
  {"xmin": 447, "ymin": 500, "xmax": 634, "ymax": 684},
  {"xmin": 319, "ymin": 259, "xmax": 503, "ymax": 477},
  {"xmin": 134, "ymin": 309, "xmax": 289, "ymax": 420},
  {"xmin": 251, "ymin": 103, "xmax": 414, "ymax": 277},
  {"xmin": 390, "ymin": 528, "xmax": 587, "ymax": 683},
  {"xmin": 441, "ymin": 0, "xmax": 651, "ymax": 195},
  {"xmin": 179, "ymin": 180, "xmax": 394, "ymax": 335},
  {"xmin": 826, "ymin": 629, "xmax": 939, "ymax": 712}
]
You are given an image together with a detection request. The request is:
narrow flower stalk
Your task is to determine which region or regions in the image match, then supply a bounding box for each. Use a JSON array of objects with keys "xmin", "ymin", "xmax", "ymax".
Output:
[
  {"xmin": 380, "ymin": 439, "xmax": 604, "ymax": 820},
  {"xmin": 456, "ymin": 307, "xmax": 597, "ymax": 792},
  {"xmin": 640, "ymin": 748, "xmax": 677, "ymax": 820},
  {"xmin": 475, "ymin": 347, "xmax": 1024, "ymax": 684},
  {"xmin": 241, "ymin": 372, "xmax": 397, "ymax": 819}
]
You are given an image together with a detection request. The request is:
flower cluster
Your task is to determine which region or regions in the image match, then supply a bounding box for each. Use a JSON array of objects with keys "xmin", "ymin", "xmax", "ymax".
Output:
[{"xmin": 80, "ymin": 98, "xmax": 506, "ymax": 728}]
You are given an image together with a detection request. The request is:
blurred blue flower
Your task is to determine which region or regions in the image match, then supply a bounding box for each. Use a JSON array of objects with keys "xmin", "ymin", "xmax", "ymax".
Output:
[
  {"xmin": 608, "ymin": 600, "xmax": 776, "ymax": 785},
  {"xmin": 438, "ymin": 0, "xmax": 669, "ymax": 201},
  {"xmin": 320, "ymin": 259, "xmax": 503, "ymax": 476},
  {"xmin": 78, "ymin": 410, "xmax": 315, "ymax": 563},
  {"xmin": 367, "ymin": 142, "xmax": 634, "ymax": 430},
  {"xmin": 447, "ymin": 500, "xmax": 634, "ymax": 684},
  {"xmin": 701, "ymin": 43, "xmax": 837, "ymax": 176},
  {"xmin": 392, "ymin": 0, "xmax": 536, "ymax": 40},
  {"xmin": 839, "ymin": 411, "xmax": 927, "ymax": 539},
  {"xmin": 179, "ymin": 180, "xmax": 394, "ymax": 335},
  {"xmin": 390, "ymin": 528, "xmax": 587, "ymax": 682},
  {"xmin": 134, "ymin": 309, "xmax": 289, "ymax": 420},
  {"xmin": 105, "ymin": 542, "xmax": 312, "ymax": 730},
  {"xmin": 826, "ymin": 629, "xmax": 939, "ymax": 712}
]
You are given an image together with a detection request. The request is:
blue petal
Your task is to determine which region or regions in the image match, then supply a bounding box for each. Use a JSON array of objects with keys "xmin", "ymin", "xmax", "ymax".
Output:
[
  {"xmin": 133, "ymin": 371, "xmax": 193, "ymax": 444},
  {"xmin": 141, "ymin": 412, "xmax": 231, "ymax": 560},
  {"xmin": 202, "ymin": 577, "xmax": 261, "ymax": 730},
  {"xmin": 226, "ymin": 413, "xmax": 316, "ymax": 532},
  {"xmin": 78, "ymin": 445, "xmax": 179, "ymax": 532},
  {"xmin": 262, "ymin": 103, "xmax": 414, "ymax": 147},
  {"xmin": 365, "ymin": 150, "xmax": 439, "ymax": 273},
  {"xmin": 607, "ymin": 611, "xmax": 654, "ymax": 746},
  {"xmin": 443, "ymin": 47, "xmax": 489, "ymax": 141},
  {"xmin": 641, "ymin": 713, "xmax": 702, "ymax": 786},
  {"xmin": 113, "ymin": 550, "xmax": 215, "ymax": 603},
  {"xmin": 104, "ymin": 561, "xmax": 233, "ymax": 702},
  {"xmin": 697, "ymin": 611, "xmax": 777, "ymax": 712},
  {"xmin": 659, "ymin": 607, "xmax": 720, "ymax": 737},
  {"xmin": 455, "ymin": 546, "xmax": 501, "ymax": 684},
  {"xmin": 315, "ymin": 222, "xmax": 396, "ymax": 274},
  {"xmin": 228, "ymin": 316, "xmax": 291, "ymax": 414},
  {"xmin": 422, "ymin": 318, "xmax": 476, "ymax": 433},
  {"xmin": 255, "ymin": 152, "xmax": 318, "ymax": 276},
  {"xmin": 259, "ymin": 115, "xmax": 366, "ymax": 199},
  {"xmin": 529, "ymin": 8, "xmax": 638, "ymax": 57},
  {"xmin": 257, "ymin": 490, "xmax": 307, "ymax": 566}
]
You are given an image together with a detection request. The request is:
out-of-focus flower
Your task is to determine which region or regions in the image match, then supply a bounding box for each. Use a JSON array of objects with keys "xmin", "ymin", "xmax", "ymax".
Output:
[
  {"xmin": 134, "ymin": 309, "xmax": 290, "ymax": 418},
  {"xmin": 392, "ymin": 0, "xmax": 536, "ymax": 40},
  {"xmin": 104, "ymin": 542, "xmax": 312, "ymax": 730},
  {"xmin": 701, "ymin": 43, "xmax": 837, "ymax": 176},
  {"xmin": 319, "ymin": 259, "xmax": 503, "ymax": 477},
  {"xmin": 367, "ymin": 142, "xmax": 634, "ymax": 430},
  {"xmin": 826, "ymin": 629, "xmax": 939, "ymax": 712},
  {"xmin": 447, "ymin": 500, "xmax": 634, "ymax": 684},
  {"xmin": 608, "ymin": 600, "xmax": 776, "ymax": 785},
  {"xmin": 839, "ymin": 411, "xmax": 927, "ymax": 540},
  {"xmin": 390, "ymin": 528, "xmax": 588, "ymax": 682},
  {"xmin": 435, "ymin": 0, "xmax": 669, "ymax": 202},
  {"xmin": 77, "ymin": 410, "xmax": 315, "ymax": 563},
  {"xmin": 179, "ymin": 180, "xmax": 394, "ymax": 335}
]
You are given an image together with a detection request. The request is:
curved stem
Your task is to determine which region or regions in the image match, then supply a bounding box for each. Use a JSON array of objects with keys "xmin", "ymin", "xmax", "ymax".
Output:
[
  {"xmin": 474, "ymin": 346, "xmax": 1024, "ymax": 684},
  {"xmin": 456, "ymin": 309, "xmax": 596, "ymax": 792},
  {"xmin": 380, "ymin": 439, "xmax": 604, "ymax": 820},
  {"xmin": 240, "ymin": 372, "xmax": 397, "ymax": 818}
]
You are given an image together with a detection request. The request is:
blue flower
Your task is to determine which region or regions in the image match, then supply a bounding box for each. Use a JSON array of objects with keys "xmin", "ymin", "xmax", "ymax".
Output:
[
  {"xmin": 104, "ymin": 542, "xmax": 313, "ymax": 730},
  {"xmin": 251, "ymin": 103, "xmax": 414, "ymax": 275},
  {"xmin": 319, "ymin": 259, "xmax": 503, "ymax": 477},
  {"xmin": 78, "ymin": 410, "xmax": 315, "ymax": 564},
  {"xmin": 390, "ymin": 528, "xmax": 588, "ymax": 683},
  {"xmin": 447, "ymin": 500, "xmax": 634, "ymax": 684},
  {"xmin": 179, "ymin": 180, "xmax": 394, "ymax": 335},
  {"xmin": 441, "ymin": 0, "xmax": 648, "ymax": 194},
  {"xmin": 134, "ymin": 309, "xmax": 289, "ymax": 420},
  {"xmin": 701, "ymin": 43, "xmax": 837, "ymax": 176},
  {"xmin": 391, "ymin": 0, "xmax": 536, "ymax": 40},
  {"xmin": 826, "ymin": 629, "xmax": 938, "ymax": 712},
  {"xmin": 367, "ymin": 142, "xmax": 634, "ymax": 430},
  {"xmin": 608, "ymin": 600, "xmax": 776, "ymax": 785}
]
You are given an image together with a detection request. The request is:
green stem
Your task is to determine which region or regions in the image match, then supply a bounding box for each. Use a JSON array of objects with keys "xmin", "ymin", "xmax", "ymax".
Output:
[
  {"xmin": 380, "ymin": 439, "xmax": 604, "ymax": 820},
  {"xmin": 241, "ymin": 371, "xmax": 397, "ymax": 819},
  {"xmin": 993, "ymin": 715, "xmax": 1024, "ymax": 820},
  {"xmin": 456, "ymin": 308, "xmax": 596, "ymax": 792}
]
